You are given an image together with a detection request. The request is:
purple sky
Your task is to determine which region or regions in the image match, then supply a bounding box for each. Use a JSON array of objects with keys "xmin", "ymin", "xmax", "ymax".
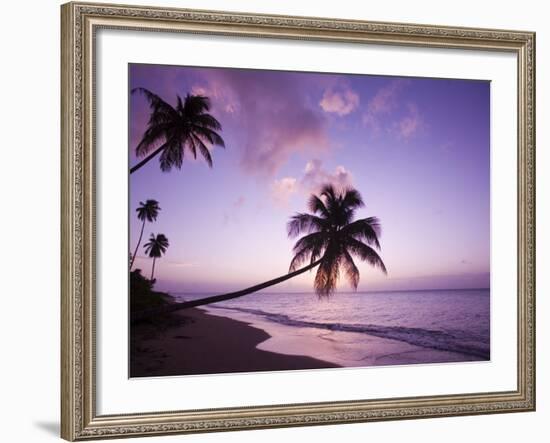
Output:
[{"xmin": 129, "ymin": 64, "xmax": 490, "ymax": 294}]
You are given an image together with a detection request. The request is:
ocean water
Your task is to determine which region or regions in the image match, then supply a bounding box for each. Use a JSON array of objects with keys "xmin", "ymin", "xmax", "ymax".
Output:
[{"xmin": 172, "ymin": 289, "xmax": 490, "ymax": 367}]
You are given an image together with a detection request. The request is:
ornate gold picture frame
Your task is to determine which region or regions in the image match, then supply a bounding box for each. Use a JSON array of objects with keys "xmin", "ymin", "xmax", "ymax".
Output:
[{"xmin": 61, "ymin": 1, "xmax": 535, "ymax": 440}]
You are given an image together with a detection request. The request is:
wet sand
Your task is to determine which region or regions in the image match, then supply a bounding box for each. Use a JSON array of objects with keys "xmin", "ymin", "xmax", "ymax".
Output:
[{"xmin": 130, "ymin": 308, "xmax": 339, "ymax": 377}]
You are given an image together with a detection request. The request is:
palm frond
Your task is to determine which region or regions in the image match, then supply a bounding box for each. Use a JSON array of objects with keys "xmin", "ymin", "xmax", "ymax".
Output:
[
  {"xmin": 307, "ymin": 194, "xmax": 330, "ymax": 218},
  {"xmin": 135, "ymin": 125, "xmax": 170, "ymax": 157},
  {"xmin": 287, "ymin": 213, "xmax": 328, "ymax": 238},
  {"xmin": 132, "ymin": 88, "xmax": 177, "ymax": 119},
  {"xmin": 345, "ymin": 238, "xmax": 387, "ymax": 274},
  {"xmin": 184, "ymin": 94, "xmax": 211, "ymax": 115},
  {"xmin": 340, "ymin": 217, "xmax": 382, "ymax": 250},
  {"xmin": 341, "ymin": 188, "xmax": 365, "ymax": 210},
  {"xmin": 159, "ymin": 138, "xmax": 184, "ymax": 171},
  {"xmin": 192, "ymin": 114, "xmax": 223, "ymax": 132},
  {"xmin": 191, "ymin": 125, "xmax": 225, "ymax": 148},
  {"xmin": 186, "ymin": 134, "xmax": 198, "ymax": 159},
  {"xmin": 289, "ymin": 232, "xmax": 328, "ymax": 271},
  {"xmin": 319, "ymin": 183, "xmax": 338, "ymax": 200},
  {"xmin": 341, "ymin": 250, "xmax": 360, "ymax": 290},
  {"xmin": 320, "ymin": 184, "xmax": 342, "ymax": 222},
  {"xmin": 156, "ymin": 233, "xmax": 169, "ymax": 251},
  {"xmin": 288, "ymin": 247, "xmax": 311, "ymax": 272},
  {"xmin": 314, "ymin": 250, "xmax": 341, "ymax": 297},
  {"xmin": 191, "ymin": 134, "xmax": 213, "ymax": 168},
  {"xmin": 176, "ymin": 95, "xmax": 185, "ymax": 113}
]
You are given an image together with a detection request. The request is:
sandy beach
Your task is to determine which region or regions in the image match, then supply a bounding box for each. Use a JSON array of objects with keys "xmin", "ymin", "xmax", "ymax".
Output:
[
  {"xmin": 130, "ymin": 303, "xmax": 486, "ymax": 378},
  {"xmin": 130, "ymin": 308, "xmax": 339, "ymax": 377}
]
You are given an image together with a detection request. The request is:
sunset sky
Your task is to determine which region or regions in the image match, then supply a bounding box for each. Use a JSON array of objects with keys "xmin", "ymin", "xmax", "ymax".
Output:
[{"xmin": 129, "ymin": 64, "xmax": 490, "ymax": 294}]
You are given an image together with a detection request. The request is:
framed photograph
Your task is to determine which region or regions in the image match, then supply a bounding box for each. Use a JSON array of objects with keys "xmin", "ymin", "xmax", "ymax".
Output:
[{"xmin": 61, "ymin": 1, "xmax": 536, "ymax": 440}]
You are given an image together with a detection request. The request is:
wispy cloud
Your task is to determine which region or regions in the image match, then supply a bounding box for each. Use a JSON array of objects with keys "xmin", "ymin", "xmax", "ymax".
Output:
[
  {"xmin": 222, "ymin": 195, "xmax": 247, "ymax": 224},
  {"xmin": 362, "ymin": 79, "xmax": 424, "ymax": 141},
  {"xmin": 393, "ymin": 103, "xmax": 423, "ymax": 140},
  {"xmin": 440, "ymin": 140, "xmax": 455, "ymax": 153},
  {"xmin": 363, "ymin": 79, "xmax": 407, "ymax": 127},
  {"xmin": 319, "ymin": 87, "xmax": 360, "ymax": 116},
  {"xmin": 134, "ymin": 256, "xmax": 198, "ymax": 268},
  {"xmin": 232, "ymin": 196, "xmax": 245, "ymax": 208},
  {"xmin": 191, "ymin": 84, "xmax": 239, "ymax": 116},
  {"xmin": 168, "ymin": 261, "xmax": 199, "ymax": 268}
]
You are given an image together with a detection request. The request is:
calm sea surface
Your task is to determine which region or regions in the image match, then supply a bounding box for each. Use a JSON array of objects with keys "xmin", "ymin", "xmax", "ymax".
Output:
[{"xmin": 173, "ymin": 289, "xmax": 490, "ymax": 363}]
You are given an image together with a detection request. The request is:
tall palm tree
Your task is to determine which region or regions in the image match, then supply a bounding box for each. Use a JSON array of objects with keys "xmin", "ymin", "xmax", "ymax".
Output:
[
  {"xmin": 130, "ymin": 199, "xmax": 160, "ymax": 269},
  {"xmin": 132, "ymin": 184, "xmax": 386, "ymax": 321},
  {"xmin": 130, "ymin": 88, "xmax": 225, "ymax": 174},
  {"xmin": 143, "ymin": 233, "xmax": 169, "ymax": 281}
]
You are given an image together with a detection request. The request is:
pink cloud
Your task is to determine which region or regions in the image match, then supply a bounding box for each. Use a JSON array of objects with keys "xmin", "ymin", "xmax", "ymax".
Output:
[
  {"xmin": 271, "ymin": 177, "xmax": 299, "ymax": 206},
  {"xmin": 191, "ymin": 83, "xmax": 239, "ymax": 116},
  {"xmin": 270, "ymin": 159, "xmax": 354, "ymax": 206},
  {"xmin": 301, "ymin": 159, "xmax": 354, "ymax": 193},
  {"xmin": 190, "ymin": 85, "xmax": 207, "ymax": 96},
  {"xmin": 191, "ymin": 70, "xmax": 330, "ymax": 176},
  {"xmin": 319, "ymin": 88, "xmax": 360, "ymax": 116}
]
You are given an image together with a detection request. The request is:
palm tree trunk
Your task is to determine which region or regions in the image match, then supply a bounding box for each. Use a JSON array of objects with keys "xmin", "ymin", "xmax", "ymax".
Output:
[
  {"xmin": 151, "ymin": 257, "xmax": 156, "ymax": 280},
  {"xmin": 130, "ymin": 145, "xmax": 165, "ymax": 174},
  {"xmin": 130, "ymin": 219, "xmax": 146, "ymax": 269},
  {"xmin": 131, "ymin": 259, "xmax": 321, "ymax": 323}
]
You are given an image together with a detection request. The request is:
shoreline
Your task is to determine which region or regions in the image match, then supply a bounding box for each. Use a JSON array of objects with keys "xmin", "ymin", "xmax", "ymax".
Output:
[
  {"xmin": 130, "ymin": 307, "xmax": 339, "ymax": 377},
  {"xmin": 131, "ymin": 304, "xmax": 487, "ymax": 378},
  {"xmin": 206, "ymin": 306, "xmax": 487, "ymax": 367}
]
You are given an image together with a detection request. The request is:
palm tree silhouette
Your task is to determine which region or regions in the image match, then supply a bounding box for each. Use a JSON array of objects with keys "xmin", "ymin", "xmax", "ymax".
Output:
[
  {"xmin": 130, "ymin": 199, "xmax": 160, "ymax": 269},
  {"xmin": 132, "ymin": 184, "xmax": 386, "ymax": 321},
  {"xmin": 143, "ymin": 233, "xmax": 169, "ymax": 281},
  {"xmin": 130, "ymin": 88, "xmax": 225, "ymax": 174},
  {"xmin": 287, "ymin": 184, "xmax": 387, "ymax": 296}
]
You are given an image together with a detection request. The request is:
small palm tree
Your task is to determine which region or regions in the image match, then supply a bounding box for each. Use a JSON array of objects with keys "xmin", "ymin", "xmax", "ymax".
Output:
[
  {"xmin": 130, "ymin": 88, "xmax": 225, "ymax": 174},
  {"xmin": 143, "ymin": 233, "xmax": 169, "ymax": 281},
  {"xmin": 130, "ymin": 199, "xmax": 160, "ymax": 269},
  {"xmin": 132, "ymin": 184, "xmax": 387, "ymax": 322}
]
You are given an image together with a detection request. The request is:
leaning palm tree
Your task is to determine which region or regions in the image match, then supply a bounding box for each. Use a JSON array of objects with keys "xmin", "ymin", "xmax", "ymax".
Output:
[
  {"xmin": 130, "ymin": 199, "xmax": 160, "ymax": 269},
  {"xmin": 132, "ymin": 184, "xmax": 386, "ymax": 322},
  {"xmin": 130, "ymin": 88, "xmax": 225, "ymax": 174},
  {"xmin": 143, "ymin": 233, "xmax": 169, "ymax": 281}
]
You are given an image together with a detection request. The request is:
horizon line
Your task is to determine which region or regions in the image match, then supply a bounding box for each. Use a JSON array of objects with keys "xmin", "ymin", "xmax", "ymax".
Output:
[{"xmin": 167, "ymin": 287, "xmax": 490, "ymax": 296}]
